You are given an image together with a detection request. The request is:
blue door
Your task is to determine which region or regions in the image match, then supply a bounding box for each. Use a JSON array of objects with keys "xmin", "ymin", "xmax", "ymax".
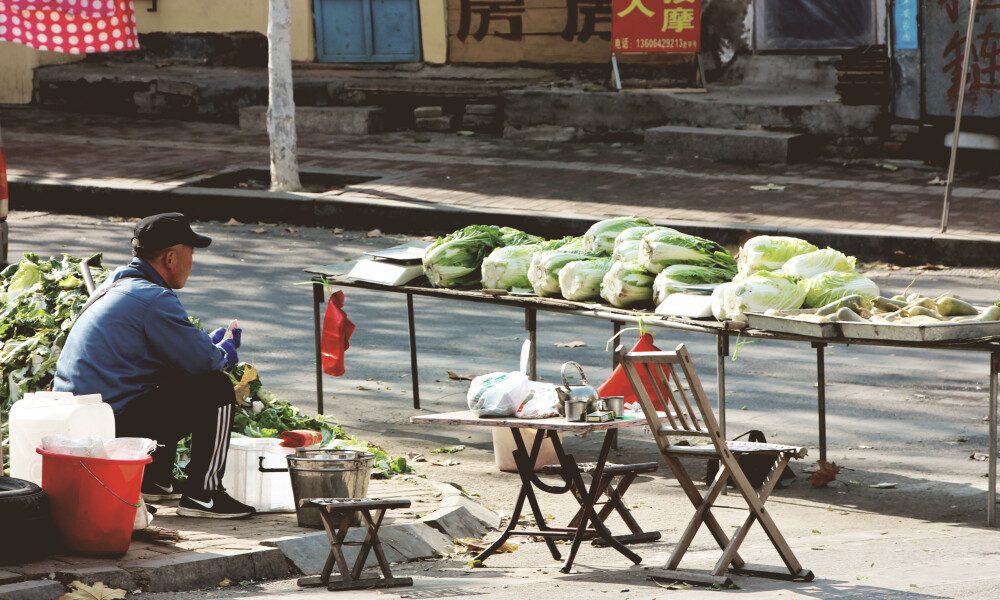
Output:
[{"xmin": 314, "ymin": 0, "xmax": 421, "ymax": 62}]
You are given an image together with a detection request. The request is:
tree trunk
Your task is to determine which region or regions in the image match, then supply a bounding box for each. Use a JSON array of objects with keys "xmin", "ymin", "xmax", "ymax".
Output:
[{"xmin": 267, "ymin": 0, "xmax": 302, "ymax": 192}]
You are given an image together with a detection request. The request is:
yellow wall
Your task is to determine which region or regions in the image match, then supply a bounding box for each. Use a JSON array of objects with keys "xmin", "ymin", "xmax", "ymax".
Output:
[
  {"xmin": 419, "ymin": 0, "xmax": 446, "ymax": 64},
  {"xmin": 0, "ymin": 43, "xmax": 81, "ymax": 104},
  {"xmin": 136, "ymin": 0, "xmax": 316, "ymax": 61}
]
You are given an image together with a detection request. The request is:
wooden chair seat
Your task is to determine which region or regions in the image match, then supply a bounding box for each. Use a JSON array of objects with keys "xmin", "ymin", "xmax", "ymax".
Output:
[
  {"xmin": 297, "ymin": 497, "xmax": 413, "ymax": 592},
  {"xmin": 618, "ymin": 344, "xmax": 814, "ymax": 587}
]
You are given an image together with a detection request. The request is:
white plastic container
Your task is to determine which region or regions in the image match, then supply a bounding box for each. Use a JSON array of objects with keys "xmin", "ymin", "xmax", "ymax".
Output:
[
  {"xmin": 491, "ymin": 427, "xmax": 562, "ymax": 473},
  {"xmin": 9, "ymin": 392, "xmax": 115, "ymax": 485},
  {"xmin": 221, "ymin": 437, "xmax": 296, "ymax": 512}
]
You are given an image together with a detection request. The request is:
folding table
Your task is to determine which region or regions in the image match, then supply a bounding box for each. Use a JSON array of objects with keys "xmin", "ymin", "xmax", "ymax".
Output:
[{"xmin": 410, "ymin": 410, "xmax": 653, "ymax": 573}]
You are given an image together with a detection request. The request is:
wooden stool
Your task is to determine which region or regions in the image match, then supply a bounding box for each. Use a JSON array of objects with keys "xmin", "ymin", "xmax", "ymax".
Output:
[
  {"xmin": 541, "ymin": 461, "xmax": 661, "ymax": 546},
  {"xmin": 296, "ymin": 498, "xmax": 413, "ymax": 592}
]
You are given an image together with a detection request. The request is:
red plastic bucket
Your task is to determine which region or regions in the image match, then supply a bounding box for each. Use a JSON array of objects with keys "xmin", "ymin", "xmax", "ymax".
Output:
[{"xmin": 36, "ymin": 448, "xmax": 152, "ymax": 556}]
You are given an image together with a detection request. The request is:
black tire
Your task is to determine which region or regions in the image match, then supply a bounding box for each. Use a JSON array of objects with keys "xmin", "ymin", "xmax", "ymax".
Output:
[{"xmin": 0, "ymin": 477, "xmax": 57, "ymax": 564}]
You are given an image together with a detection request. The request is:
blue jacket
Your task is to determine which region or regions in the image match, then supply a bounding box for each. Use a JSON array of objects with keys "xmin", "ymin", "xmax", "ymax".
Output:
[{"xmin": 53, "ymin": 258, "xmax": 229, "ymax": 414}]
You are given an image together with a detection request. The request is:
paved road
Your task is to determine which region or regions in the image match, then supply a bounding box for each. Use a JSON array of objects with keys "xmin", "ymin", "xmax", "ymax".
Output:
[{"xmin": 9, "ymin": 212, "xmax": 1000, "ymax": 599}]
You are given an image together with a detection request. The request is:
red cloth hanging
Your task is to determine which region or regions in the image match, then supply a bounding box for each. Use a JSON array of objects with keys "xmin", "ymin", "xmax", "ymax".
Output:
[
  {"xmin": 597, "ymin": 333, "xmax": 670, "ymax": 411},
  {"xmin": 0, "ymin": 0, "xmax": 139, "ymax": 54},
  {"xmin": 321, "ymin": 290, "xmax": 355, "ymax": 377}
]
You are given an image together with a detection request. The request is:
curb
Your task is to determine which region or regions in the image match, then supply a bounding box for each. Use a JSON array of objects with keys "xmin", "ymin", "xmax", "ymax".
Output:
[{"xmin": 10, "ymin": 177, "xmax": 1000, "ymax": 267}]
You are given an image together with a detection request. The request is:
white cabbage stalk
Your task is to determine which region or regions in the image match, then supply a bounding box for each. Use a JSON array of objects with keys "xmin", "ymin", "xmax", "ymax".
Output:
[
  {"xmin": 804, "ymin": 271, "xmax": 879, "ymax": 308},
  {"xmin": 600, "ymin": 261, "xmax": 655, "ymax": 308},
  {"xmin": 558, "ymin": 258, "xmax": 613, "ymax": 301},
  {"xmin": 582, "ymin": 217, "xmax": 653, "ymax": 254},
  {"xmin": 782, "ymin": 248, "xmax": 856, "ymax": 279},
  {"xmin": 737, "ymin": 235, "xmax": 818, "ymax": 277},
  {"xmin": 528, "ymin": 250, "xmax": 595, "ymax": 297},
  {"xmin": 712, "ymin": 271, "xmax": 806, "ymax": 322},
  {"xmin": 481, "ymin": 245, "xmax": 537, "ymax": 290},
  {"xmin": 612, "ymin": 239, "xmax": 641, "ymax": 263}
]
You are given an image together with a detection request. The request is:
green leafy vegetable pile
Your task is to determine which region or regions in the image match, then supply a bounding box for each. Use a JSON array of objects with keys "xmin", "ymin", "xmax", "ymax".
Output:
[{"xmin": 1, "ymin": 253, "xmax": 410, "ymax": 479}]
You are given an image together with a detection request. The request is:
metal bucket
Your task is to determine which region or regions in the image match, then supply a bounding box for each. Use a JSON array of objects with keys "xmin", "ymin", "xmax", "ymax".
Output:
[{"xmin": 286, "ymin": 449, "xmax": 375, "ymax": 529}]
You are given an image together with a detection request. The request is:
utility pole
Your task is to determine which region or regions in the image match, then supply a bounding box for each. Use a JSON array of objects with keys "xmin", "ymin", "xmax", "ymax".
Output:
[{"xmin": 267, "ymin": 0, "xmax": 302, "ymax": 192}]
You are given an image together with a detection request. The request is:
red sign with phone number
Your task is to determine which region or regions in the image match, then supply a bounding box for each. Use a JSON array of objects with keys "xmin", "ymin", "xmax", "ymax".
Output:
[{"xmin": 611, "ymin": 0, "xmax": 701, "ymax": 53}]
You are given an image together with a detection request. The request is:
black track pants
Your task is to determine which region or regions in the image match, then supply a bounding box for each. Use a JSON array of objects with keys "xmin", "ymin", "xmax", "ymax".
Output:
[{"xmin": 115, "ymin": 370, "xmax": 235, "ymax": 493}]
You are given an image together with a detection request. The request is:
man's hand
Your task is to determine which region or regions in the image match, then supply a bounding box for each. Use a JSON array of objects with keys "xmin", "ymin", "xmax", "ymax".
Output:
[
  {"xmin": 219, "ymin": 339, "xmax": 239, "ymax": 368},
  {"xmin": 210, "ymin": 326, "xmax": 242, "ymax": 348}
]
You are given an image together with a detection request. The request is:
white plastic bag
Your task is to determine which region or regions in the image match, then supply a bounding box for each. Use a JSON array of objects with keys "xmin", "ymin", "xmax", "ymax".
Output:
[
  {"xmin": 41, "ymin": 434, "xmax": 109, "ymax": 459},
  {"xmin": 134, "ymin": 499, "xmax": 154, "ymax": 530},
  {"xmin": 467, "ymin": 371, "xmax": 530, "ymax": 417},
  {"xmin": 105, "ymin": 437, "xmax": 158, "ymax": 460},
  {"xmin": 515, "ymin": 382, "xmax": 561, "ymax": 419}
]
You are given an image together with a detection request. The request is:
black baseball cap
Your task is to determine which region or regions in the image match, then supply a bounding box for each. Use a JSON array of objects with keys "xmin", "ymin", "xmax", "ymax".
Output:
[{"xmin": 132, "ymin": 213, "xmax": 212, "ymax": 252}]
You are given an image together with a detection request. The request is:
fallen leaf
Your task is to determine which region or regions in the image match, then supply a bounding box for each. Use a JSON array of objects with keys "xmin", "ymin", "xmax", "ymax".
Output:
[
  {"xmin": 916, "ymin": 263, "xmax": 946, "ymax": 271},
  {"xmin": 284, "ymin": 227, "xmax": 298, "ymax": 233},
  {"xmin": 868, "ymin": 482, "xmax": 897, "ymax": 489},
  {"xmin": 928, "ymin": 176, "xmax": 947, "ymax": 185},
  {"xmin": 233, "ymin": 365, "xmax": 259, "ymax": 406},
  {"xmin": 218, "ymin": 579, "xmax": 232, "ymax": 588},
  {"xmin": 453, "ymin": 537, "xmax": 518, "ymax": 554},
  {"xmin": 366, "ymin": 229, "xmax": 383, "ymax": 238},
  {"xmin": 554, "ymin": 340, "xmax": 587, "ymax": 348},
  {"xmin": 249, "ymin": 228, "xmax": 268, "ymax": 234},
  {"xmin": 223, "ymin": 218, "xmax": 243, "ymax": 227},
  {"xmin": 447, "ymin": 371, "xmax": 477, "ymax": 381},
  {"xmin": 432, "ymin": 459, "xmax": 460, "ymax": 467},
  {"xmin": 429, "ymin": 445, "xmax": 465, "ymax": 454},
  {"xmin": 333, "ymin": 228, "xmax": 345, "ymax": 234},
  {"xmin": 750, "ymin": 183, "xmax": 786, "ymax": 191},
  {"xmin": 807, "ymin": 461, "xmax": 843, "ymax": 487},
  {"xmin": 970, "ymin": 452, "xmax": 989, "ymax": 461},
  {"xmin": 874, "ymin": 162, "xmax": 900, "ymax": 171},
  {"xmin": 59, "ymin": 581, "xmax": 127, "ymax": 600},
  {"xmin": 858, "ymin": 445, "xmax": 873, "ymax": 449},
  {"xmin": 405, "ymin": 452, "xmax": 426, "ymax": 462},
  {"xmin": 457, "ymin": 130, "xmax": 476, "ymax": 136},
  {"xmin": 652, "ymin": 579, "xmax": 693, "ymax": 590}
]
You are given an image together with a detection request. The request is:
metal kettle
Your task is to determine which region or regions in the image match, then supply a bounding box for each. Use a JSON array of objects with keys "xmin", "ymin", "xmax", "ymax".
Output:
[{"xmin": 556, "ymin": 361, "xmax": 600, "ymax": 416}]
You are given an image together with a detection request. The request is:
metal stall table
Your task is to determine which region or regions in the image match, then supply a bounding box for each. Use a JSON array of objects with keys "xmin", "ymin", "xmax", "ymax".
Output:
[{"xmin": 305, "ymin": 265, "xmax": 1000, "ymax": 526}]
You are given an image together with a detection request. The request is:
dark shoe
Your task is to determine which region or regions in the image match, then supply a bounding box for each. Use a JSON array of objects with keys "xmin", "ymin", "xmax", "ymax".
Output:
[
  {"xmin": 141, "ymin": 479, "xmax": 183, "ymax": 501},
  {"xmin": 177, "ymin": 490, "xmax": 256, "ymax": 519}
]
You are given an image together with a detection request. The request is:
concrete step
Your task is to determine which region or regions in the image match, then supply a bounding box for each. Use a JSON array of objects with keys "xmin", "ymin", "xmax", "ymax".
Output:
[
  {"xmin": 644, "ymin": 125, "xmax": 815, "ymax": 163},
  {"xmin": 239, "ymin": 106, "xmax": 385, "ymax": 135}
]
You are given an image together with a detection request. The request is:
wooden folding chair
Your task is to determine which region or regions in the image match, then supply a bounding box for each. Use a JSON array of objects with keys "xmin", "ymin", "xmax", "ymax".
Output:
[{"xmin": 616, "ymin": 343, "xmax": 814, "ymax": 587}]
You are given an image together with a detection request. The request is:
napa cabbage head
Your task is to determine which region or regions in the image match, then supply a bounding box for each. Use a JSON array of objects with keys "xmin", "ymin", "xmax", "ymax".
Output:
[
  {"xmin": 804, "ymin": 271, "xmax": 879, "ymax": 308},
  {"xmin": 639, "ymin": 231, "xmax": 737, "ymax": 274},
  {"xmin": 528, "ymin": 249, "xmax": 602, "ymax": 297},
  {"xmin": 583, "ymin": 217, "xmax": 653, "ymax": 254},
  {"xmin": 600, "ymin": 261, "xmax": 655, "ymax": 308},
  {"xmin": 652, "ymin": 264, "xmax": 733, "ymax": 306},
  {"xmin": 782, "ymin": 248, "xmax": 856, "ymax": 279},
  {"xmin": 613, "ymin": 226, "xmax": 676, "ymax": 248},
  {"xmin": 481, "ymin": 245, "xmax": 537, "ymax": 291},
  {"xmin": 422, "ymin": 225, "xmax": 506, "ymax": 288},
  {"xmin": 711, "ymin": 271, "xmax": 806, "ymax": 322},
  {"xmin": 737, "ymin": 235, "xmax": 818, "ymax": 277},
  {"xmin": 558, "ymin": 258, "xmax": 613, "ymax": 301}
]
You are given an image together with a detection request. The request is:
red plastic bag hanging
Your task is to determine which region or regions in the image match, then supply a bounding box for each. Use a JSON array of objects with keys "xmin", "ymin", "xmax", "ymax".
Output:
[
  {"xmin": 321, "ymin": 290, "xmax": 355, "ymax": 376},
  {"xmin": 597, "ymin": 333, "xmax": 670, "ymax": 411}
]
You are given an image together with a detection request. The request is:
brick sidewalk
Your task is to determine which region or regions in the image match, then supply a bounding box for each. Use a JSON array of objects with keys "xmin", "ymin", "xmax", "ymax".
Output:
[{"xmin": 3, "ymin": 106, "xmax": 1000, "ymax": 261}]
